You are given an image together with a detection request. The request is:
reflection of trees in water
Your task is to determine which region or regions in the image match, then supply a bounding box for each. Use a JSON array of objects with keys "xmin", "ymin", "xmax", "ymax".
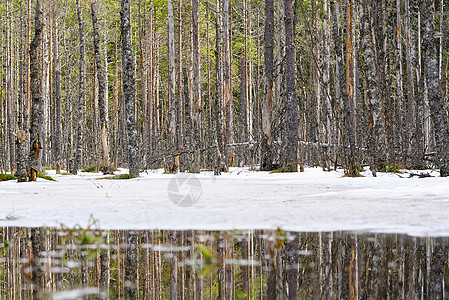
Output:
[{"xmin": 0, "ymin": 227, "xmax": 447, "ymax": 298}]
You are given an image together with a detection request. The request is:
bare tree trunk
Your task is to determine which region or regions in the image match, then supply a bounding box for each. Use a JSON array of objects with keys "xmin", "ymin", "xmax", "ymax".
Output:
[
  {"xmin": 283, "ymin": 0, "xmax": 298, "ymax": 171},
  {"xmin": 396, "ymin": 0, "xmax": 406, "ymax": 159},
  {"xmin": 214, "ymin": 6, "xmax": 225, "ymax": 174},
  {"xmin": 420, "ymin": 0, "xmax": 449, "ymax": 177},
  {"xmin": 192, "ymin": 0, "xmax": 201, "ymax": 173},
  {"xmin": 73, "ymin": 0, "xmax": 85, "ymax": 175},
  {"xmin": 29, "ymin": 0, "xmax": 44, "ymax": 181},
  {"xmin": 183, "ymin": 67, "xmax": 193, "ymax": 170},
  {"xmin": 16, "ymin": 1, "xmax": 28, "ymax": 182},
  {"xmin": 223, "ymin": 0, "xmax": 233, "ymax": 167},
  {"xmin": 146, "ymin": 0, "xmax": 154, "ymax": 167},
  {"xmin": 404, "ymin": 0, "xmax": 418, "ymax": 167},
  {"xmin": 261, "ymin": 0, "xmax": 275, "ymax": 171},
  {"xmin": 361, "ymin": 0, "xmax": 386, "ymax": 174},
  {"xmin": 6, "ymin": 0, "xmax": 15, "ymax": 172},
  {"xmin": 168, "ymin": 0, "xmax": 177, "ymax": 161},
  {"xmin": 121, "ymin": 0, "xmax": 140, "ymax": 177},
  {"xmin": 176, "ymin": 0, "xmax": 183, "ymax": 153},
  {"xmin": 138, "ymin": 0, "xmax": 148, "ymax": 167},
  {"xmin": 54, "ymin": 17, "xmax": 62, "ymax": 174},
  {"xmin": 238, "ymin": 56, "xmax": 247, "ymax": 166},
  {"xmin": 91, "ymin": 2, "xmax": 111, "ymax": 174},
  {"xmin": 330, "ymin": 0, "xmax": 358, "ymax": 176}
]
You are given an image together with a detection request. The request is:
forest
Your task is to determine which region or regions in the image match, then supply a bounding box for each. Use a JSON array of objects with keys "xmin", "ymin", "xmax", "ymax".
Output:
[{"xmin": 0, "ymin": 0, "xmax": 448, "ymax": 180}]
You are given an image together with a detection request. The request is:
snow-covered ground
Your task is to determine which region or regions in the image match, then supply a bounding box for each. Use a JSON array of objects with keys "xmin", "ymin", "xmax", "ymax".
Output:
[{"xmin": 0, "ymin": 167, "xmax": 448, "ymax": 237}]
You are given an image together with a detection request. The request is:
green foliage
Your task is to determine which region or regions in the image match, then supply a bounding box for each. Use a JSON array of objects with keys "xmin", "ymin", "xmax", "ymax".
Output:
[
  {"xmin": 343, "ymin": 172, "xmax": 364, "ymax": 178},
  {"xmin": 98, "ymin": 174, "xmax": 136, "ymax": 180},
  {"xmin": 380, "ymin": 163, "xmax": 403, "ymax": 174},
  {"xmin": 0, "ymin": 174, "xmax": 17, "ymax": 182},
  {"xmin": 37, "ymin": 172, "xmax": 57, "ymax": 181},
  {"xmin": 82, "ymin": 165, "xmax": 98, "ymax": 173},
  {"xmin": 270, "ymin": 167, "xmax": 298, "ymax": 173}
]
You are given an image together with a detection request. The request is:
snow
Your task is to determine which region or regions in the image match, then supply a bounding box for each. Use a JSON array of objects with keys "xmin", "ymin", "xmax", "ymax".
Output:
[{"xmin": 0, "ymin": 167, "xmax": 448, "ymax": 237}]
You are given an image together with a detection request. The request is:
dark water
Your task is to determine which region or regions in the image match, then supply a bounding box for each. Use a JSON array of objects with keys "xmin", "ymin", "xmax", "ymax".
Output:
[{"xmin": 0, "ymin": 227, "xmax": 448, "ymax": 299}]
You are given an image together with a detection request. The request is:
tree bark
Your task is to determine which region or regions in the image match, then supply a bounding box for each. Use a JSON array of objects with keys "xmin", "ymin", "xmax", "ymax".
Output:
[
  {"xmin": 192, "ymin": 0, "xmax": 201, "ymax": 173},
  {"xmin": 91, "ymin": 2, "xmax": 111, "ymax": 174},
  {"xmin": 168, "ymin": 0, "xmax": 177, "ymax": 160},
  {"xmin": 420, "ymin": 0, "xmax": 449, "ymax": 177},
  {"xmin": 361, "ymin": 0, "xmax": 386, "ymax": 173},
  {"xmin": 29, "ymin": 0, "xmax": 44, "ymax": 181},
  {"xmin": 223, "ymin": 0, "xmax": 233, "ymax": 167},
  {"xmin": 176, "ymin": 0, "xmax": 183, "ymax": 152},
  {"xmin": 261, "ymin": 0, "xmax": 275, "ymax": 171},
  {"xmin": 330, "ymin": 0, "xmax": 358, "ymax": 176},
  {"xmin": 283, "ymin": 0, "xmax": 298, "ymax": 171},
  {"xmin": 121, "ymin": 0, "xmax": 140, "ymax": 177},
  {"xmin": 54, "ymin": 17, "xmax": 62, "ymax": 174},
  {"xmin": 6, "ymin": 0, "xmax": 15, "ymax": 172},
  {"xmin": 73, "ymin": 0, "xmax": 85, "ymax": 175}
]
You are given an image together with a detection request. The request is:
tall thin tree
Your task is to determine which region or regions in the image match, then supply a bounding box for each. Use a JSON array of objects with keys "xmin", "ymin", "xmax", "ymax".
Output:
[
  {"xmin": 73, "ymin": 0, "xmax": 85, "ymax": 174},
  {"xmin": 121, "ymin": 0, "xmax": 140, "ymax": 177},
  {"xmin": 91, "ymin": 1, "xmax": 111, "ymax": 174},
  {"xmin": 192, "ymin": 0, "xmax": 201, "ymax": 173},
  {"xmin": 420, "ymin": 0, "xmax": 449, "ymax": 177},
  {"xmin": 283, "ymin": 0, "xmax": 298, "ymax": 171},
  {"xmin": 29, "ymin": 0, "xmax": 44, "ymax": 181},
  {"xmin": 261, "ymin": 0, "xmax": 275, "ymax": 171}
]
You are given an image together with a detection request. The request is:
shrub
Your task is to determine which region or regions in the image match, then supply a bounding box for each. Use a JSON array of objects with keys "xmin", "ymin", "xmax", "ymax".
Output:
[
  {"xmin": 37, "ymin": 172, "xmax": 57, "ymax": 181},
  {"xmin": 0, "ymin": 174, "xmax": 17, "ymax": 182},
  {"xmin": 98, "ymin": 174, "xmax": 136, "ymax": 180}
]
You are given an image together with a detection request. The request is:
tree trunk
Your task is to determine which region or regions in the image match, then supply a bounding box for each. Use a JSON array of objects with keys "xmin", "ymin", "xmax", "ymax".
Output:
[
  {"xmin": 176, "ymin": 0, "xmax": 183, "ymax": 153},
  {"xmin": 192, "ymin": 0, "xmax": 201, "ymax": 173},
  {"xmin": 404, "ymin": 0, "xmax": 418, "ymax": 167},
  {"xmin": 138, "ymin": 0, "xmax": 148, "ymax": 167},
  {"xmin": 29, "ymin": 0, "xmax": 44, "ymax": 181},
  {"xmin": 16, "ymin": 1, "xmax": 28, "ymax": 182},
  {"xmin": 121, "ymin": 0, "xmax": 140, "ymax": 177},
  {"xmin": 73, "ymin": 0, "xmax": 85, "ymax": 175},
  {"xmin": 168, "ymin": 0, "xmax": 177, "ymax": 161},
  {"xmin": 91, "ymin": 2, "xmax": 111, "ymax": 174},
  {"xmin": 6, "ymin": 0, "xmax": 15, "ymax": 172},
  {"xmin": 214, "ymin": 5, "xmax": 225, "ymax": 174},
  {"xmin": 420, "ymin": 0, "xmax": 449, "ymax": 177},
  {"xmin": 361, "ymin": 0, "xmax": 386, "ymax": 173},
  {"xmin": 54, "ymin": 18, "xmax": 62, "ymax": 174},
  {"xmin": 283, "ymin": 0, "xmax": 298, "ymax": 171},
  {"xmin": 238, "ymin": 56, "xmax": 247, "ymax": 166},
  {"xmin": 223, "ymin": 0, "xmax": 233, "ymax": 167},
  {"xmin": 261, "ymin": 0, "xmax": 275, "ymax": 171},
  {"xmin": 330, "ymin": 0, "xmax": 358, "ymax": 176}
]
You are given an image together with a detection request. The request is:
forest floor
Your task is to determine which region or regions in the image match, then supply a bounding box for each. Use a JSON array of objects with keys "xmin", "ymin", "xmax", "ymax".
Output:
[{"xmin": 0, "ymin": 167, "xmax": 448, "ymax": 236}]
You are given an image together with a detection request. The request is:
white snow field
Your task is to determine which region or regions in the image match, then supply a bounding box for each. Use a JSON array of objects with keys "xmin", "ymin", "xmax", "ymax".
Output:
[{"xmin": 0, "ymin": 167, "xmax": 448, "ymax": 236}]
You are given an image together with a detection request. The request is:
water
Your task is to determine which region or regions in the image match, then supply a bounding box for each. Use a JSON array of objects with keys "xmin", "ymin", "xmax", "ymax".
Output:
[{"xmin": 0, "ymin": 227, "xmax": 448, "ymax": 299}]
